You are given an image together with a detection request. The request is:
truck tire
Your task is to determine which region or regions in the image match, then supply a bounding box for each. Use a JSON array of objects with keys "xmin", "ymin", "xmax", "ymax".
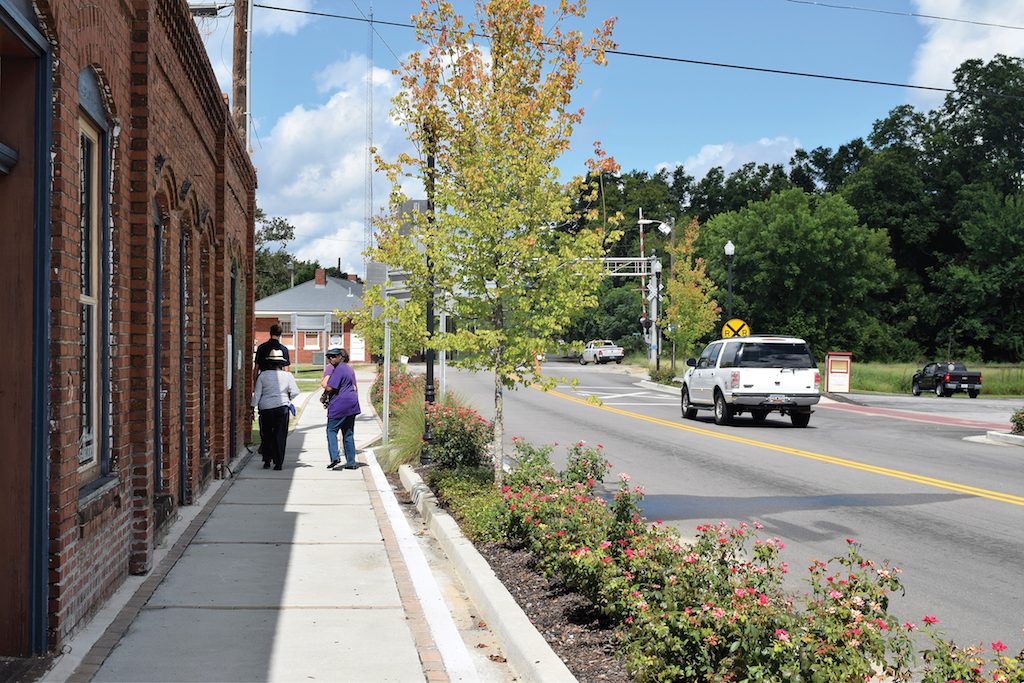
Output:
[
  {"xmin": 968, "ymin": 390, "xmax": 979, "ymax": 399},
  {"xmin": 713, "ymin": 391, "xmax": 733, "ymax": 426},
  {"xmin": 579, "ymin": 356, "xmax": 587, "ymax": 365},
  {"xmin": 912, "ymin": 380, "xmax": 921, "ymax": 396},
  {"xmin": 935, "ymin": 383, "xmax": 944, "ymax": 397},
  {"xmin": 791, "ymin": 411, "xmax": 811, "ymax": 428},
  {"xmin": 681, "ymin": 387, "xmax": 697, "ymax": 419},
  {"xmin": 615, "ymin": 359, "xmax": 622, "ymax": 364}
]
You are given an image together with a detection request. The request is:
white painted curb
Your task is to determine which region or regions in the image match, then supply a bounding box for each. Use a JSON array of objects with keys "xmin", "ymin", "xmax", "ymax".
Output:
[
  {"xmin": 987, "ymin": 431, "xmax": 1024, "ymax": 447},
  {"xmin": 398, "ymin": 465, "xmax": 576, "ymax": 683}
]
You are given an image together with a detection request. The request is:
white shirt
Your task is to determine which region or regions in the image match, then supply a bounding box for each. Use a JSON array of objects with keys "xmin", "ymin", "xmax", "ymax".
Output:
[{"xmin": 252, "ymin": 369, "xmax": 300, "ymax": 410}]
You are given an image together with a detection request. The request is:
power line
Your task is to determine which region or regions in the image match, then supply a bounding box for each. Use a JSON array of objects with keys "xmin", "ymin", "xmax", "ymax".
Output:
[
  {"xmin": 784, "ymin": 0, "xmax": 1024, "ymax": 31},
  {"xmin": 251, "ymin": 3, "xmax": 955, "ymax": 95}
]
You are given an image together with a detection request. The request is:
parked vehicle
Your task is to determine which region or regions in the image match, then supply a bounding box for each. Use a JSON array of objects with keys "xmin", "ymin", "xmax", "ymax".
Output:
[
  {"xmin": 579, "ymin": 339, "xmax": 624, "ymax": 365},
  {"xmin": 912, "ymin": 362, "xmax": 982, "ymax": 398},
  {"xmin": 680, "ymin": 336, "xmax": 820, "ymax": 427}
]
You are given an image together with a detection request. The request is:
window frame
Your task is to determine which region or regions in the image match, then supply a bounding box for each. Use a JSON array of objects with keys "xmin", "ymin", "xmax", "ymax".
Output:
[{"xmin": 303, "ymin": 331, "xmax": 320, "ymax": 350}]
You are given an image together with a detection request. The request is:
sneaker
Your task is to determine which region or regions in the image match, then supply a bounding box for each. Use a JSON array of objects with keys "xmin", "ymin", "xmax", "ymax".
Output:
[
  {"xmin": 327, "ymin": 461, "xmax": 340, "ymax": 469},
  {"xmin": 342, "ymin": 463, "xmax": 360, "ymax": 470},
  {"xmin": 262, "ymin": 462, "xmax": 271, "ymax": 469},
  {"xmin": 273, "ymin": 465, "xmax": 283, "ymax": 471}
]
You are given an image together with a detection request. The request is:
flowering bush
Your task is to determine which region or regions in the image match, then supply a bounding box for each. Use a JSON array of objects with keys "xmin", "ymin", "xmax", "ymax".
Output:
[
  {"xmin": 425, "ymin": 402, "xmax": 493, "ymax": 469},
  {"xmin": 370, "ymin": 365, "xmax": 422, "ymax": 416},
  {"xmin": 1011, "ymin": 407, "xmax": 1024, "ymax": 435},
  {"xmin": 561, "ymin": 441, "xmax": 611, "ymax": 487},
  {"xmin": 919, "ymin": 618, "xmax": 1024, "ymax": 682},
  {"xmin": 485, "ymin": 436, "xmax": 1024, "ymax": 682}
]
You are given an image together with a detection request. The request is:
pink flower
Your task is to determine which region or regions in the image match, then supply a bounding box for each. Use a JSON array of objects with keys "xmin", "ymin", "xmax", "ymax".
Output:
[
  {"xmin": 829, "ymin": 590, "xmax": 843, "ymax": 600},
  {"xmin": 618, "ymin": 472, "xmax": 630, "ymax": 482},
  {"xmin": 775, "ymin": 628, "xmax": 790, "ymax": 642},
  {"xmin": 758, "ymin": 594, "xmax": 769, "ymax": 606},
  {"xmin": 992, "ymin": 641, "xmax": 1007, "ymax": 652},
  {"xmin": 922, "ymin": 615, "xmax": 938, "ymax": 625},
  {"xmin": 846, "ymin": 537, "xmax": 856, "ymax": 544}
]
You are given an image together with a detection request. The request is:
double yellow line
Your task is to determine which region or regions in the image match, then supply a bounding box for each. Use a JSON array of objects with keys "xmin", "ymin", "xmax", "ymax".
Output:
[{"xmin": 541, "ymin": 386, "xmax": 1024, "ymax": 508}]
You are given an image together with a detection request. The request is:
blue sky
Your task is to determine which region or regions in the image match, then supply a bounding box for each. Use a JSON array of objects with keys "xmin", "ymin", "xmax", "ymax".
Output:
[{"xmin": 190, "ymin": 1, "xmax": 1024, "ymax": 272}]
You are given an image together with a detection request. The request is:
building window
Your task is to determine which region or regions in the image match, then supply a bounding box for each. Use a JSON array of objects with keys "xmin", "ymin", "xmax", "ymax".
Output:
[
  {"xmin": 78, "ymin": 116, "xmax": 101, "ymax": 476},
  {"xmin": 330, "ymin": 319, "xmax": 345, "ymax": 335},
  {"xmin": 304, "ymin": 331, "xmax": 320, "ymax": 350},
  {"xmin": 278, "ymin": 319, "xmax": 291, "ymax": 333}
]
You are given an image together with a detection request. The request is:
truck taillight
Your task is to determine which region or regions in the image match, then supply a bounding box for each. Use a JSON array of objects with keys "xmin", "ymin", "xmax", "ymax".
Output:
[
  {"xmin": 730, "ymin": 371, "xmax": 740, "ymax": 389},
  {"xmin": 944, "ymin": 372, "xmax": 951, "ymax": 382},
  {"xmin": 814, "ymin": 370, "xmax": 820, "ymax": 388},
  {"xmin": 979, "ymin": 373, "xmax": 983, "ymax": 384}
]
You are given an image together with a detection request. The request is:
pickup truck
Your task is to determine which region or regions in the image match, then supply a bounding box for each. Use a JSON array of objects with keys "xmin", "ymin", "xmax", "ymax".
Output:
[
  {"xmin": 681, "ymin": 336, "xmax": 820, "ymax": 427},
  {"xmin": 579, "ymin": 340, "xmax": 624, "ymax": 365},
  {"xmin": 912, "ymin": 362, "xmax": 982, "ymax": 398}
]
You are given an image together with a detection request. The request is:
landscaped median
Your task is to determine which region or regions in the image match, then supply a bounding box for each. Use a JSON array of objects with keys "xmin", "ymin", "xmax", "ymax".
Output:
[
  {"xmin": 375, "ymin": 364, "xmax": 1024, "ymax": 681},
  {"xmin": 989, "ymin": 407, "xmax": 1024, "ymax": 448}
]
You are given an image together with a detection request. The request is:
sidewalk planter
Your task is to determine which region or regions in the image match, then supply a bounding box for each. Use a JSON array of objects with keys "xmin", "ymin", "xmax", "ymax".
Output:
[{"xmin": 397, "ymin": 465, "xmax": 575, "ymax": 683}]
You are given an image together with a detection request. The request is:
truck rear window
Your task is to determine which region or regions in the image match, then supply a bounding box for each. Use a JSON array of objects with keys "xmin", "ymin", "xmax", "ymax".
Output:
[{"xmin": 734, "ymin": 343, "xmax": 816, "ymax": 369}]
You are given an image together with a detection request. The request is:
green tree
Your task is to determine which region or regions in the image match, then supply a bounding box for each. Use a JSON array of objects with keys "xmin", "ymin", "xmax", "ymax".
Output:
[
  {"xmin": 254, "ymin": 208, "xmax": 297, "ymax": 300},
  {"xmin": 664, "ymin": 218, "xmax": 720, "ymax": 358},
  {"xmin": 371, "ymin": 0, "xmax": 617, "ymax": 483},
  {"xmin": 697, "ymin": 189, "xmax": 896, "ymax": 357}
]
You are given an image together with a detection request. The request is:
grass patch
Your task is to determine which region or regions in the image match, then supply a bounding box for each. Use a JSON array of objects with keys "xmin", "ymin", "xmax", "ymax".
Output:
[{"xmin": 840, "ymin": 362, "xmax": 1024, "ymax": 396}]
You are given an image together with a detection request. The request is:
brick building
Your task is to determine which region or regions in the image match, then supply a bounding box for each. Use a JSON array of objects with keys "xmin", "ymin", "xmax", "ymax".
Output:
[
  {"xmin": 0, "ymin": 0, "xmax": 256, "ymax": 656},
  {"xmin": 254, "ymin": 268, "xmax": 369, "ymax": 366}
]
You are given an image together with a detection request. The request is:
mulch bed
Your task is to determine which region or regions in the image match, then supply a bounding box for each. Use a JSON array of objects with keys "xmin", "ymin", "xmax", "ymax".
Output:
[{"xmin": 386, "ymin": 470, "xmax": 632, "ymax": 682}]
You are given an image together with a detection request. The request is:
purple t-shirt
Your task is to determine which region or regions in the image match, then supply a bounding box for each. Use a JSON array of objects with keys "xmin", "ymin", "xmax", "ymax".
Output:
[{"xmin": 326, "ymin": 362, "xmax": 361, "ymax": 419}]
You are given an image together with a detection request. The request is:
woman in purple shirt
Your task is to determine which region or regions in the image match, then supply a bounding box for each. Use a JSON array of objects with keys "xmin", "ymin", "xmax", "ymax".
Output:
[{"xmin": 324, "ymin": 347, "xmax": 361, "ymax": 469}]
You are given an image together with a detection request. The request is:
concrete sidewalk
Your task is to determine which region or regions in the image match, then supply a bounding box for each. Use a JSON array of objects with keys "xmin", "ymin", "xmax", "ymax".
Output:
[{"xmin": 47, "ymin": 366, "xmax": 486, "ymax": 683}]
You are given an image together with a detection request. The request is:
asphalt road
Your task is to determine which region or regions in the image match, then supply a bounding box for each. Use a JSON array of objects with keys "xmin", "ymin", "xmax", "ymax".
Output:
[{"xmin": 438, "ymin": 361, "xmax": 1024, "ymax": 652}]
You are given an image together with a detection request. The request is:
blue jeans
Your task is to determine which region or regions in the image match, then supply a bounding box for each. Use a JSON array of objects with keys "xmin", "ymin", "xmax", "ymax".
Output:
[{"xmin": 326, "ymin": 414, "xmax": 356, "ymax": 465}]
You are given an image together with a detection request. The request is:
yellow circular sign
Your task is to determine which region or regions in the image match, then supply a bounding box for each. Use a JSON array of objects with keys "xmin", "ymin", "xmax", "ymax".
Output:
[{"xmin": 722, "ymin": 318, "xmax": 750, "ymax": 338}]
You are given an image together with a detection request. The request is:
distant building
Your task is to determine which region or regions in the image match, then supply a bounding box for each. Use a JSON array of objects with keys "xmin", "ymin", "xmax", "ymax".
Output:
[
  {"xmin": 1, "ymin": 0, "xmax": 256, "ymax": 656},
  {"xmin": 254, "ymin": 269, "xmax": 369, "ymax": 365}
]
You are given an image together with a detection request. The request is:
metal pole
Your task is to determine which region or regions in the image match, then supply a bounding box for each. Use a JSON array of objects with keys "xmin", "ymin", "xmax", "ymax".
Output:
[
  {"xmin": 727, "ymin": 256, "xmax": 733, "ymax": 320},
  {"xmin": 422, "ymin": 125, "xmax": 436, "ymax": 464},
  {"xmin": 382, "ymin": 321, "xmax": 391, "ymax": 445},
  {"xmin": 439, "ymin": 311, "xmax": 447, "ymax": 399},
  {"xmin": 648, "ymin": 261, "xmax": 658, "ymax": 367},
  {"xmin": 638, "ymin": 208, "xmax": 646, "ymax": 323}
]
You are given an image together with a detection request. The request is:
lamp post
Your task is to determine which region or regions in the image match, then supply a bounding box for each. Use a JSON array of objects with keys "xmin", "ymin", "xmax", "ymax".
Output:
[{"xmin": 724, "ymin": 240, "xmax": 735, "ymax": 320}]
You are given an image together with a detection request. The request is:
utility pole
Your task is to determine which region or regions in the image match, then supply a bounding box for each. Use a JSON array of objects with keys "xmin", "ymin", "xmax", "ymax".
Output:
[
  {"xmin": 231, "ymin": 0, "xmax": 251, "ymax": 146},
  {"xmin": 422, "ymin": 124, "xmax": 436, "ymax": 465}
]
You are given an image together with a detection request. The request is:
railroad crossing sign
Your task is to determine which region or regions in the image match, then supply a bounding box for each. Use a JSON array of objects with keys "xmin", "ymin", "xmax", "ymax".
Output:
[{"xmin": 722, "ymin": 318, "xmax": 750, "ymax": 338}]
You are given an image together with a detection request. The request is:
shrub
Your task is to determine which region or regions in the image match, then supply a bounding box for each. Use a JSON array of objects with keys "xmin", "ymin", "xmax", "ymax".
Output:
[
  {"xmin": 428, "ymin": 466, "xmax": 507, "ymax": 542},
  {"xmin": 433, "ymin": 436, "xmax": 1024, "ymax": 681},
  {"xmin": 425, "ymin": 402, "xmax": 493, "ymax": 469},
  {"xmin": 370, "ymin": 365, "xmax": 421, "ymax": 417},
  {"xmin": 648, "ymin": 367, "xmax": 677, "ymax": 384},
  {"xmin": 1011, "ymin": 407, "xmax": 1024, "ymax": 435}
]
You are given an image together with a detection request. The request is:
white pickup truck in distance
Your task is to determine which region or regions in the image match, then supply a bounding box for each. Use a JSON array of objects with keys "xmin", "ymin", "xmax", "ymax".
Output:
[
  {"xmin": 681, "ymin": 336, "xmax": 820, "ymax": 427},
  {"xmin": 579, "ymin": 340, "xmax": 625, "ymax": 365}
]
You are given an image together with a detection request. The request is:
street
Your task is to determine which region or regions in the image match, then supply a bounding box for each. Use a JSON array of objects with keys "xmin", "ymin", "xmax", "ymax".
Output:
[{"xmin": 439, "ymin": 362, "xmax": 1024, "ymax": 652}]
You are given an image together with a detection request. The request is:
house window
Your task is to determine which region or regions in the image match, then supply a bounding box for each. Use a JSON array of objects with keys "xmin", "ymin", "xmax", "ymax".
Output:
[
  {"xmin": 78, "ymin": 115, "xmax": 101, "ymax": 476},
  {"xmin": 278, "ymin": 319, "xmax": 292, "ymax": 333},
  {"xmin": 330, "ymin": 320, "xmax": 345, "ymax": 335},
  {"xmin": 304, "ymin": 332, "xmax": 320, "ymax": 350}
]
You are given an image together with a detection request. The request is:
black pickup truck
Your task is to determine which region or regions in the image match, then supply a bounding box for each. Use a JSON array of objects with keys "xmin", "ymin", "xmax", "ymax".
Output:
[{"xmin": 912, "ymin": 362, "xmax": 982, "ymax": 398}]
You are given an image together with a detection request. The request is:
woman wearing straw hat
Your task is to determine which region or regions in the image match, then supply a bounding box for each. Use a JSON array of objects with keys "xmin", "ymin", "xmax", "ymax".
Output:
[{"xmin": 251, "ymin": 348, "xmax": 300, "ymax": 470}]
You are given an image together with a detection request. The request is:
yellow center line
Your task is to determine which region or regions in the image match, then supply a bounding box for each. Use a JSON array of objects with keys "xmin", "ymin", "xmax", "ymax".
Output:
[{"xmin": 536, "ymin": 385, "xmax": 1024, "ymax": 507}]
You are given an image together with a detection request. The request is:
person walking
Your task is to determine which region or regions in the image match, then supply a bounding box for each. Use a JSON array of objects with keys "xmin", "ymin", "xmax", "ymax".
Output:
[
  {"xmin": 254, "ymin": 324, "xmax": 291, "ymax": 379},
  {"xmin": 323, "ymin": 347, "xmax": 361, "ymax": 470},
  {"xmin": 251, "ymin": 348, "xmax": 300, "ymax": 470}
]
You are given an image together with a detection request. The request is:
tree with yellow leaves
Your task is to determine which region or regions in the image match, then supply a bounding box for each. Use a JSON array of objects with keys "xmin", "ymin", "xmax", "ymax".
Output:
[
  {"xmin": 664, "ymin": 217, "xmax": 721, "ymax": 360},
  {"xmin": 368, "ymin": 0, "xmax": 617, "ymax": 483}
]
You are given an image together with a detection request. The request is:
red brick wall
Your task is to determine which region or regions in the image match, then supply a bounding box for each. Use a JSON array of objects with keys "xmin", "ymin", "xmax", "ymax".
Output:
[{"xmin": 30, "ymin": 0, "xmax": 256, "ymax": 653}]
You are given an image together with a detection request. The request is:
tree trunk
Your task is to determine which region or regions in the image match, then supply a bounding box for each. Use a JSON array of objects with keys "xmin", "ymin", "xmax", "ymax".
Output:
[{"xmin": 493, "ymin": 349, "xmax": 504, "ymax": 487}]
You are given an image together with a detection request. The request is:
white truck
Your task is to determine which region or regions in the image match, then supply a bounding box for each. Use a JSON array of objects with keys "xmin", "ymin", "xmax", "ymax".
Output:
[
  {"xmin": 579, "ymin": 339, "xmax": 625, "ymax": 365},
  {"xmin": 680, "ymin": 335, "xmax": 820, "ymax": 427}
]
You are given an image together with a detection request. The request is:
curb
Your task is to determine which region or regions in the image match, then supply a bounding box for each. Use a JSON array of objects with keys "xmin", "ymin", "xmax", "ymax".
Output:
[
  {"xmin": 397, "ymin": 465, "xmax": 576, "ymax": 683},
  {"xmin": 637, "ymin": 379, "xmax": 680, "ymax": 395},
  {"xmin": 987, "ymin": 431, "xmax": 1024, "ymax": 447}
]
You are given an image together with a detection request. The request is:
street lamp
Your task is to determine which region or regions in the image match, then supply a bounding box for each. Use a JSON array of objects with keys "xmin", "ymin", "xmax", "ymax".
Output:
[{"xmin": 724, "ymin": 240, "xmax": 735, "ymax": 320}]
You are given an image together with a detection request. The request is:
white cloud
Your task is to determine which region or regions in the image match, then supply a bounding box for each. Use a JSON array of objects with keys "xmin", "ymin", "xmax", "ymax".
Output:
[
  {"xmin": 657, "ymin": 136, "xmax": 800, "ymax": 181},
  {"xmin": 253, "ymin": 54, "xmax": 414, "ymax": 269},
  {"xmin": 908, "ymin": 0, "xmax": 1024, "ymax": 108},
  {"xmin": 253, "ymin": 0, "xmax": 315, "ymax": 36}
]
